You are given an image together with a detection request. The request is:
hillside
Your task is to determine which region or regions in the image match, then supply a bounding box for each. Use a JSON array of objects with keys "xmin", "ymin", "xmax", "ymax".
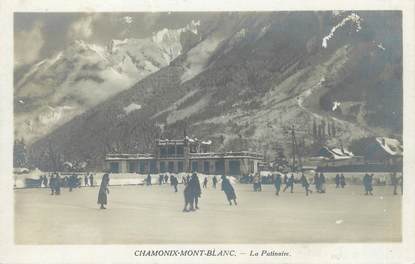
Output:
[{"xmin": 27, "ymin": 11, "xmax": 402, "ymax": 170}]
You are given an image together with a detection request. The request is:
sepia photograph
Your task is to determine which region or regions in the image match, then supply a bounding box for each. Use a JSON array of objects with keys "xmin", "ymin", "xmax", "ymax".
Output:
[
  {"xmin": 12, "ymin": 10, "xmax": 403, "ymax": 244},
  {"xmin": 1, "ymin": 0, "xmax": 415, "ymax": 262}
]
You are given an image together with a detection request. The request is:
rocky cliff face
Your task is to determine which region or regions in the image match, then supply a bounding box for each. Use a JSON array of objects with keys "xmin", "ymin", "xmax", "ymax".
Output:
[{"xmin": 26, "ymin": 11, "xmax": 402, "ymax": 170}]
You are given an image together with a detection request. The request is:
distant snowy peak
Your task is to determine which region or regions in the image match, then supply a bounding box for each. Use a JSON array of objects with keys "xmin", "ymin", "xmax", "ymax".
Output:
[
  {"xmin": 152, "ymin": 20, "xmax": 200, "ymax": 43},
  {"xmin": 322, "ymin": 13, "xmax": 362, "ymax": 48}
]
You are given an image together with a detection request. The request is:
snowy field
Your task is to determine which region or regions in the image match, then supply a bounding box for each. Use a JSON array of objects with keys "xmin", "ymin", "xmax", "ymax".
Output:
[{"xmin": 15, "ymin": 184, "xmax": 401, "ymax": 244}]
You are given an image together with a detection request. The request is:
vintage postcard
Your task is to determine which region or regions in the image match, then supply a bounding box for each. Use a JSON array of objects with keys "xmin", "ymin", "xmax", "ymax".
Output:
[{"xmin": 1, "ymin": 0, "xmax": 415, "ymax": 263}]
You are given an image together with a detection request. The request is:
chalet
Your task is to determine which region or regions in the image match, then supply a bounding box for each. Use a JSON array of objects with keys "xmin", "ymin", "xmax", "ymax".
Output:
[
  {"xmin": 365, "ymin": 137, "xmax": 403, "ymax": 165},
  {"xmin": 105, "ymin": 137, "xmax": 263, "ymax": 176}
]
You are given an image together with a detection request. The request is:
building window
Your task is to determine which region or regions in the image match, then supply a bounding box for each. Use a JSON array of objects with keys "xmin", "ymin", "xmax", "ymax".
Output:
[
  {"xmin": 110, "ymin": 162, "xmax": 119, "ymax": 173},
  {"xmin": 229, "ymin": 160, "xmax": 241, "ymax": 176},
  {"xmin": 178, "ymin": 161, "xmax": 184, "ymax": 172},
  {"xmin": 177, "ymin": 145, "xmax": 184, "ymax": 156},
  {"xmin": 215, "ymin": 160, "xmax": 225, "ymax": 174},
  {"xmin": 128, "ymin": 161, "xmax": 137, "ymax": 173},
  {"xmin": 168, "ymin": 161, "xmax": 175, "ymax": 172},
  {"xmin": 160, "ymin": 161, "xmax": 166, "ymax": 173},
  {"xmin": 191, "ymin": 161, "xmax": 198, "ymax": 172},
  {"xmin": 149, "ymin": 160, "xmax": 157, "ymax": 173},
  {"xmin": 204, "ymin": 161, "xmax": 210, "ymax": 174},
  {"xmin": 190, "ymin": 144, "xmax": 197, "ymax": 153},
  {"xmin": 168, "ymin": 146, "xmax": 175, "ymax": 156},
  {"xmin": 139, "ymin": 160, "xmax": 146, "ymax": 174},
  {"xmin": 160, "ymin": 147, "xmax": 167, "ymax": 157}
]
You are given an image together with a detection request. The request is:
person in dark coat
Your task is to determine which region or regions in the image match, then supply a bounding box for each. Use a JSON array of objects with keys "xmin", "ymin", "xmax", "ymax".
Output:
[
  {"xmin": 203, "ymin": 177, "xmax": 208, "ymax": 188},
  {"xmin": 300, "ymin": 173, "xmax": 312, "ymax": 196},
  {"xmin": 146, "ymin": 174, "xmax": 152, "ymax": 186},
  {"xmin": 97, "ymin": 174, "xmax": 110, "ymax": 209},
  {"xmin": 253, "ymin": 175, "xmax": 260, "ymax": 192},
  {"xmin": 212, "ymin": 176, "xmax": 218, "ymax": 188},
  {"xmin": 89, "ymin": 173, "xmax": 94, "ymax": 187},
  {"xmin": 314, "ymin": 173, "xmax": 320, "ymax": 192},
  {"xmin": 84, "ymin": 174, "xmax": 89, "ymax": 186},
  {"xmin": 221, "ymin": 175, "xmax": 237, "ymax": 205},
  {"xmin": 340, "ymin": 173, "xmax": 346, "ymax": 188},
  {"xmin": 183, "ymin": 181, "xmax": 194, "ymax": 212},
  {"xmin": 69, "ymin": 174, "xmax": 74, "ymax": 192},
  {"xmin": 368, "ymin": 174, "xmax": 374, "ymax": 195},
  {"xmin": 283, "ymin": 174, "xmax": 294, "ymax": 193},
  {"xmin": 363, "ymin": 173, "xmax": 370, "ymax": 195},
  {"xmin": 191, "ymin": 173, "xmax": 202, "ymax": 209},
  {"xmin": 43, "ymin": 175, "xmax": 48, "ymax": 188},
  {"xmin": 170, "ymin": 174, "xmax": 174, "ymax": 185},
  {"xmin": 159, "ymin": 174, "xmax": 163, "ymax": 185},
  {"xmin": 319, "ymin": 173, "xmax": 326, "ymax": 193},
  {"xmin": 164, "ymin": 174, "xmax": 169, "ymax": 184},
  {"xmin": 335, "ymin": 174, "xmax": 340, "ymax": 188},
  {"xmin": 50, "ymin": 174, "xmax": 55, "ymax": 195},
  {"xmin": 55, "ymin": 174, "xmax": 61, "ymax": 195},
  {"xmin": 274, "ymin": 174, "xmax": 282, "ymax": 196},
  {"xmin": 171, "ymin": 176, "xmax": 178, "ymax": 192}
]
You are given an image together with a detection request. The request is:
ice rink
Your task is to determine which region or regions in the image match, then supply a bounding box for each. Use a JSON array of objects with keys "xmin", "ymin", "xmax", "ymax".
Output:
[{"xmin": 15, "ymin": 183, "xmax": 401, "ymax": 244}]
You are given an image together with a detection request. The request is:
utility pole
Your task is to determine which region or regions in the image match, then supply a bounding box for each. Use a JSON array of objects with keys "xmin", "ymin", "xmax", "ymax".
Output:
[{"xmin": 291, "ymin": 125, "xmax": 296, "ymax": 172}]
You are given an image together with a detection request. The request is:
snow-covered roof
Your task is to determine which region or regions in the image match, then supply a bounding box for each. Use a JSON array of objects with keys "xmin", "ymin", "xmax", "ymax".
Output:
[
  {"xmin": 331, "ymin": 147, "xmax": 354, "ymax": 157},
  {"xmin": 320, "ymin": 146, "xmax": 354, "ymax": 160},
  {"xmin": 185, "ymin": 136, "xmax": 195, "ymax": 143},
  {"xmin": 376, "ymin": 137, "xmax": 403, "ymax": 156}
]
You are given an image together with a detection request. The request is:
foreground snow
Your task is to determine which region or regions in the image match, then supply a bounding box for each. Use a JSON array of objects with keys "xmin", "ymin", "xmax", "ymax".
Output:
[{"xmin": 15, "ymin": 184, "xmax": 401, "ymax": 244}]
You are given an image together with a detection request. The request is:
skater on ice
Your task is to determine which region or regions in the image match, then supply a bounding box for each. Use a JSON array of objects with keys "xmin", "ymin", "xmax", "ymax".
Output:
[
  {"xmin": 203, "ymin": 177, "xmax": 208, "ymax": 188},
  {"xmin": 340, "ymin": 173, "xmax": 346, "ymax": 188},
  {"xmin": 191, "ymin": 173, "xmax": 202, "ymax": 210},
  {"xmin": 300, "ymin": 173, "xmax": 312, "ymax": 196},
  {"xmin": 97, "ymin": 173, "xmax": 110, "ymax": 209},
  {"xmin": 89, "ymin": 173, "xmax": 94, "ymax": 187},
  {"xmin": 221, "ymin": 175, "xmax": 237, "ymax": 206},
  {"xmin": 212, "ymin": 175, "xmax": 218, "ymax": 188},
  {"xmin": 274, "ymin": 173, "xmax": 281, "ymax": 196}
]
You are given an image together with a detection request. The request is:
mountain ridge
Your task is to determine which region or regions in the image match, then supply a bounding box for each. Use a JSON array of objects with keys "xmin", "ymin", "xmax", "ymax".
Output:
[{"xmin": 25, "ymin": 12, "xmax": 402, "ymax": 171}]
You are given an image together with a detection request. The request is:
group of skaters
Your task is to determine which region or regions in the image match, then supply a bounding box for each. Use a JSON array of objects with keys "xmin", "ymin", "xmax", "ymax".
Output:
[
  {"xmin": 271, "ymin": 173, "xmax": 313, "ymax": 196},
  {"xmin": 145, "ymin": 172, "xmax": 235, "ymax": 211},
  {"xmin": 40, "ymin": 172, "xmax": 95, "ymax": 195},
  {"xmin": 42, "ymin": 169, "xmax": 403, "ymax": 210},
  {"xmin": 335, "ymin": 173, "xmax": 347, "ymax": 188},
  {"xmin": 182, "ymin": 173, "xmax": 237, "ymax": 212}
]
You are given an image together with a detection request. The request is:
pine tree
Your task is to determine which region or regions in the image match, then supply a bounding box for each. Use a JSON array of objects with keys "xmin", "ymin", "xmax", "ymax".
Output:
[{"xmin": 13, "ymin": 138, "xmax": 27, "ymax": 168}]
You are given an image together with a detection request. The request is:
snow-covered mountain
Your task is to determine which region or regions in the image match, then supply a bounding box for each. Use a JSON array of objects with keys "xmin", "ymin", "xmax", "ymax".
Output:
[
  {"xmin": 27, "ymin": 12, "xmax": 402, "ymax": 171},
  {"xmin": 14, "ymin": 20, "xmax": 201, "ymax": 143}
]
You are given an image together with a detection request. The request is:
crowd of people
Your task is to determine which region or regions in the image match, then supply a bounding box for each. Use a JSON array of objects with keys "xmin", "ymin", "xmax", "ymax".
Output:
[
  {"xmin": 38, "ymin": 170, "xmax": 402, "ymax": 210},
  {"xmin": 38, "ymin": 172, "xmax": 95, "ymax": 195}
]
